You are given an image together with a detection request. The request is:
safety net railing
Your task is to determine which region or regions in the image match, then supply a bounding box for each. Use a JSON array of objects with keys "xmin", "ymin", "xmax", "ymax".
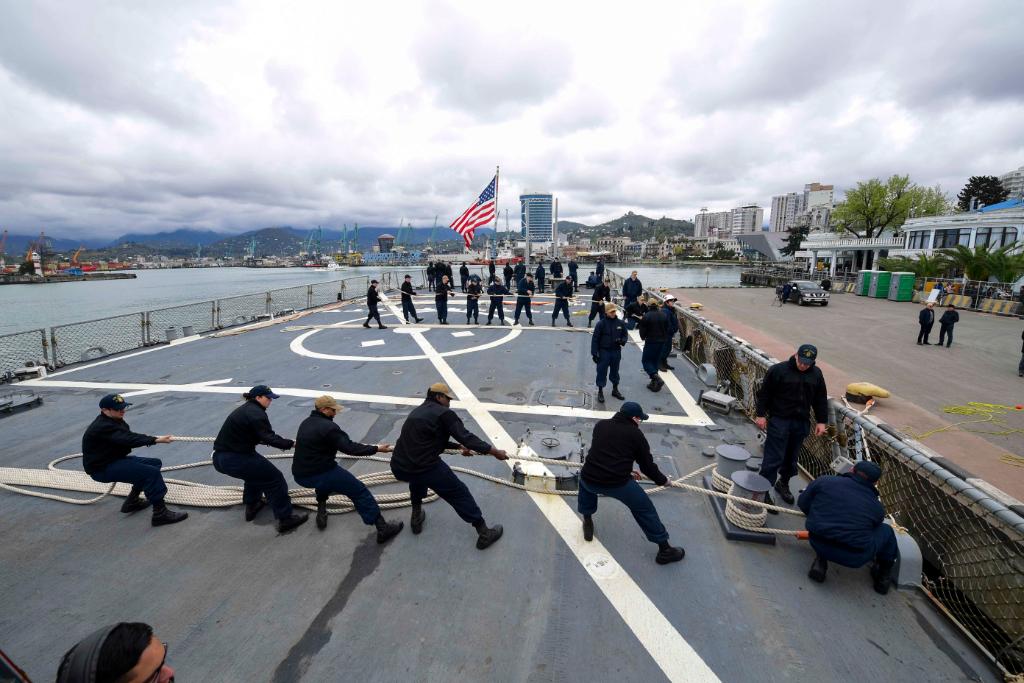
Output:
[
  {"xmin": 654, "ymin": 291, "xmax": 1024, "ymax": 676},
  {"xmin": 51, "ymin": 313, "xmax": 147, "ymax": 367},
  {"xmin": 0, "ymin": 329, "xmax": 49, "ymax": 377},
  {"xmin": 148, "ymin": 301, "xmax": 218, "ymax": 342}
]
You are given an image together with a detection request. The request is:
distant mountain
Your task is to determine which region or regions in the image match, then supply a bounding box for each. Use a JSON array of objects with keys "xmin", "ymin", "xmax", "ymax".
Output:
[
  {"xmin": 1, "ymin": 232, "xmax": 106, "ymax": 256},
  {"xmin": 594, "ymin": 212, "xmax": 694, "ymax": 234},
  {"xmin": 112, "ymin": 229, "xmax": 229, "ymax": 249},
  {"xmin": 556, "ymin": 220, "xmax": 590, "ymax": 232}
]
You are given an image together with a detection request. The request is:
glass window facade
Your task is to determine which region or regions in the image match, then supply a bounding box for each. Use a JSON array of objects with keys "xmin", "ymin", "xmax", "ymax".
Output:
[
  {"xmin": 520, "ymin": 194, "xmax": 553, "ymax": 241},
  {"xmin": 933, "ymin": 229, "xmax": 972, "ymax": 249},
  {"xmin": 907, "ymin": 231, "xmax": 930, "ymax": 249},
  {"xmin": 974, "ymin": 227, "xmax": 1018, "ymax": 249}
]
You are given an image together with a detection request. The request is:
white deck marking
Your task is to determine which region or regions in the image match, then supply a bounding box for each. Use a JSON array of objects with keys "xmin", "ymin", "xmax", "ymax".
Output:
[
  {"xmin": 451, "ymin": 331, "xmax": 474, "ymax": 338},
  {"xmin": 405, "ymin": 329, "xmax": 720, "ymax": 682},
  {"xmin": 121, "ymin": 378, "xmax": 232, "ymax": 398},
  {"xmin": 290, "ymin": 326, "xmax": 521, "ymax": 362},
  {"xmin": 628, "ymin": 328, "xmax": 714, "ymax": 426},
  {"xmin": 360, "ymin": 339, "xmax": 386, "ymax": 348}
]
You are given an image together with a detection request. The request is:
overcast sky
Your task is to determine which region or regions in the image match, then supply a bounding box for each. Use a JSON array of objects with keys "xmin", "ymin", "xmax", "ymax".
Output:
[{"xmin": 1, "ymin": 0, "xmax": 1022, "ymax": 240}]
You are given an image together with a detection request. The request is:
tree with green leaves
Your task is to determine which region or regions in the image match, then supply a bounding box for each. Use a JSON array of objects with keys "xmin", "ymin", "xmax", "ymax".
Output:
[
  {"xmin": 780, "ymin": 223, "xmax": 809, "ymax": 256},
  {"xmin": 956, "ymin": 176, "xmax": 1009, "ymax": 212},
  {"xmin": 878, "ymin": 253, "xmax": 944, "ymax": 278},
  {"xmin": 831, "ymin": 175, "xmax": 950, "ymax": 239}
]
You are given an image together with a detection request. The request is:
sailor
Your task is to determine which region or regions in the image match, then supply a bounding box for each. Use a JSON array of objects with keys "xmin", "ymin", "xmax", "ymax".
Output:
[
  {"xmin": 514, "ymin": 273, "xmax": 535, "ymax": 326},
  {"xmin": 623, "ymin": 294, "xmax": 648, "ymax": 331},
  {"xmin": 212, "ymin": 385, "xmax": 309, "ymax": 534},
  {"xmin": 488, "ymin": 259, "xmax": 496, "ymax": 280},
  {"xmin": 459, "ymin": 262, "xmax": 470, "ymax": 292},
  {"xmin": 400, "ymin": 274, "xmax": 424, "ymax": 323},
  {"xmin": 595, "ymin": 258, "xmax": 605, "ymax": 279},
  {"xmin": 585, "ymin": 271, "xmax": 600, "ymax": 288},
  {"xmin": 535, "ymin": 261, "xmax": 546, "ymax": 293},
  {"xmin": 568, "ymin": 259, "xmax": 579, "ymax": 292},
  {"xmin": 513, "ymin": 260, "xmax": 526, "ymax": 287},
  {"xmin": 658, "ymin": 295, "xmax": 679, "ymax": 371},
  {"xmin": 390, "ymin": 383, "xmax": 508, "ymax": 549},
  {"xmin": 638, "ymin": 302, "xmax": 668, "ymax": 392},
  {"xmin": 426, "ymin": 262, "xmax": 436, "ymax": 292},
  {"xmin": 550, "ymin": 258, "xmax": 563, "ymax": 280},
  {"xmin": 551, "ymin": 275, "xmax": 574, "ymax": 326},
  {"xmin": 754, "ymin": 344, "xmax": 828, "ymax": 510},
  {"xmin": 622, "ymin": 270, "xmax": 643, "ymax": 308},
  {"xmin": 58, "ymin": 622, "xmax": 175, "ymax": 683},
  {"xmin": 435, "ymin": 274, "xmax": 454, "ymax": 324},
  {"xmin": 578, "ymin": 401, "xmax": 685, "ymax": 564},
  {"xmin": 292, "ymin": 395, "xmax": 403, "ymax": 542},
  {"xmin": 81, "ymin": 394, "xmax": 188, "ymax": 527},
  {"xmin": 588, "ymin": 278, "xmax": 611, "ymax": 327},
  {"xmin": 798, "ymin": 460, "xmax": 898, "ymax": 594},
  {"xmin": 486, "ymin": 277, "xmax": 510, "ymax": 325},
  {"xmin": 466, "ymin": 275, "xmax": 482, "ymax": 324},
  {"xmin": 444, "ymin": 261, "xmax": 454, "ymax": 282},
  {"xmin": 503, "ymin": 262, "xmax": 514, "ymax": 289},
  {"xmin": 591, "ymin": 303, "xmax": 627, "ymax": 403},
  {"xmin": 363, "ymin": 280, "xmax": 386, "ymax": 329}
]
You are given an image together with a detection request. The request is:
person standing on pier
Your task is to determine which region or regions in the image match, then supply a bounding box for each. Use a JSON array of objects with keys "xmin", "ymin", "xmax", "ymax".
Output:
[
  {"xmin": 754, "ymin": 344, "xmax": 828, "ymax": 510},
  {"xmin": 591, "ymin": 303, "xmax": 627, "ymax": 403},
  {"xmin": 937, "ymin": 304, "xmax": 959, "ymax": 348},
  {"xmin": 514, "ymin": 273, "xmax": 536, "ymax": 325},
  {"xmin": 466, "ymin": 276, "xmax": 482, "ymax": 324},
  {"xmin": 622, "ymin": 271, "xmax": 643, "ymax": 308},
  {"xmin": 588, "ymin": 278, "xmax": 611, "ymax": 327},
  {"xmin": 435, "ymin": 274, "xmax": 454, "ymax": 324},
  {"xmin": 535, "ymin": 261, "xmax": 546, "ymax": 293},
  {"xmin": 486, "ymin": 276, "xmax": 510, "ymax": 325},
  {"xmin": 390, "ymin": 383, "xmax": 508, "ymax": 549},
  {"xmin": 503, "ymin": 262, "xmax": 514, "ymax": 289},
  {"xmin": 363, "ymin": 280, "xmax": 386, "ymax": 329},
  {"xmin": 82, "ymin": 394, "xmax": 188, "ymax": 527},
  {"xmin": 212, "ymin": 385, "xmax": 308, "ymax": 534},
  {"xmin": 551, "ymin": 275, "xmax": 574, "ymax": 326},
  {"xmin": 917, "ymin": 302, "xmax": 935, "ymax": 345},
  {"xmin": 292, "ymin": 395, "xmax": 403, "ymax": 542},
  {"xmin": 568, "ymin": 258, "xmax": 579, "ymax": 292},
  {"xmin": 459, "ymin": 262, "xmax": 470, "ymax": 293},
  {"xmin": 400, "ymin": 274, "xmax": 424, "ymax": 323}
]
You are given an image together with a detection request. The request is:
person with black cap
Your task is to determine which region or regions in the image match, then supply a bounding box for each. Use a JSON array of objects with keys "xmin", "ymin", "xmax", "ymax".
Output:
[
  {"xmin": 754, "ymin": 344, "xmax": 828, "ymax": 510},
  {"xmin": 551, "ymin": 275, "xmax": 574, "ymax": 326},
  {"xmin": 535, "ymin": 261, "xmax": 546, "ymax": 293},
  {"xmin": 503, "ymin": 261, "xmax": 514, "ymax": 289},
  {"xmin": 57, "ymin": 622, "xmax": 174, "ymax": 683},
  {"xmin": 400, "ymin": 274, "xmax": 424, "ymax": 323},
  {"xmin": 588, "ymin": 278, "xmax": 611, "ymax": 327},
  {"xmin": 459, "ymin": 262, "xmax": 470, "ymax": 292},
  {"xmin": 578, "ymin": 401, "xmax": 684, "ymax": 564},
  {"xmin": 292, "ymin": 395, "xmax": 403, "ymax": 542},
  {"xmin": 591, "ymin": 303, "xmax": 627, "ymax": 403},
  {"xmin": 486, "ymin": 276, "xmax": 510, "ymax": 325},
  {"xmin": 798, "ymin": 460, "xmax": 898, "ymax": 594},
  {"xmin": 82, "ymin": 394, "xmax": 188, "ymax": 527},
  {"xmin": 363, "ymin": 280, "xmax": 387, "ymax": 329},
  {"xmin": 550, "ymin": 257, "xmax": 563, "ymax": 280},
  {"xmin": 390, "ymin": 383, "xmax": 509, "ymax": 549},
  {"xmin": 513, "ymin": 272, "xmax": 535, "ymax": 326},
  {"xmin": 466, "ymin": 275, "xmax": 483, "ymax": 324},
  {"xmin": 568, "ymin": 258, "xmax": 579, "ymax": 292},
  {"xmin": 212, "ymin": 385, "xmax": 308, "ymax": 533},
  {"xmin": 435, "ymin": 274, "xmax": 455, "ymax": 324}
]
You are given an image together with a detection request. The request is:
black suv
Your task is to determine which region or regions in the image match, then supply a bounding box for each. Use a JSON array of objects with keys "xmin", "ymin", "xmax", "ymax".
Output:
[{"xmin": 787, "ymin": 280, "xmax": 830, "ymax": 306}]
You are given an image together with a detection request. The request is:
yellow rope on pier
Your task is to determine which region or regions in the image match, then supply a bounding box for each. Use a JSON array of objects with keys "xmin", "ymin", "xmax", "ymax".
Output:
[{"xmin": 907, "ymin": 402, "xmax": 1024, "ymax": 441}]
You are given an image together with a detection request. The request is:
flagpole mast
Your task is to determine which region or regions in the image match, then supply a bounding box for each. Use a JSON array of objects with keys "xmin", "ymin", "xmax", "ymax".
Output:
[{"xmin": 493, "ymin": 165, "xmax": 500, "ymax": 261}]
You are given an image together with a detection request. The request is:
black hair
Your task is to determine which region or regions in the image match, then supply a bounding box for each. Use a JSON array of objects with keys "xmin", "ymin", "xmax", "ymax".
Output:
[
  {"xmin": 371, "ymin": 279, "xmax": 378, "ymax": 284},
  {"xmin": 241, "ymin": 392, "xmax": 252, "ymax": 400},
  {"xmin": 58, "ymin": 623, "xmax": 154, "ymax": 683}
]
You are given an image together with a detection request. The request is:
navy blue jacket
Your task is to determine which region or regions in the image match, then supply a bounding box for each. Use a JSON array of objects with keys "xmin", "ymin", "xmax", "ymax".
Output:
[
  {"xmin": 554, "ymin": 281, "xmax": 573, "ymax": 298},
  {"xmin": 514, "ymin": 263, "xmax": 526, "ymax": 279},
  {"xmin": 754, "ymin": 357, "xmax": 828, "ymax": 423},
  {"xmin": 595, "ymin": 261, "xmax": 605, "ymax": 276},
  {"xmin": 582, "ymin": 413, "xmax": 667, "ymax": 487},
  {"xmin": 503, "ymin": 264, "xmax": 514, "ymax": 279},
  {"xmin": 919, "ymin": 308, "xmax": 934, "ymax": 325},
  {"xmin": 638, "ymin": 307, "xmax": 668, "ymax": 342},
  {"xmin": 487, "ymin": 282, "xmax": 509, "ymax": 299},
  {"xmin": 568, "ymin": 261, "xmax": 578, "ymax": 274},
  {"xmin": 797, "ymin": 472, "xmax": 885, "ymax": 552},
  {"xmin": 392, "ymin": 398, "xmax": 492, "ymax": 473},
  {"xmin": 591, "ymin": 284, "xmax": 610, "ymax": 302},
  {"xmin": 622, "ymin": 278, "xmax": 643, "ymax": 300},
  {"xmin": 939, "ymin": 310, "xmax": 958, "ymax": 327},
  {"xmin": 535, "ymin": 265, "xmax": 545, "ymax": 281},
  {"xmin": 213, "ymin": 400, "xmax": 294, "ymax": 454},
  {"xmin": 293, "ymin": 410, "xmax": 377, "ymax": 478},
  {"xmin": 550, "ymin": 261, "xmax": 563, "ymax": 277},
  {"xmin": 662, "ymin": 304, "xmax": 679, "ymax": 335},
  {"xmin": 591, "ymin": 316, "xmax": 628, "ymax": 355},
  {"xmin": 82, "ymin": 414, "xmax": 157, "ymax": 474},
  {"xmin": 516, "ymin": 279, "xmax": 534, "ymax": 297}
]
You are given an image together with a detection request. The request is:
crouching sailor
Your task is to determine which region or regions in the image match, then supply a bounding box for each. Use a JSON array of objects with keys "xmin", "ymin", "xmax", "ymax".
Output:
[
  {"xmin": 292, "ymin": 395, "xmax": 403, "ymax": 542},
  {"xmin": 578, "ymin": 402, "xmax": 685, "ymax": 564},
  {"xmin": 212, "ymin": 385, "xmax": 308, "ymax": 534},
  {"xmin": 798, "ymin": 460, "xmax": 898, "ymax": 594},
  {"xmin": 390, "ymin": 383, "xmax": 509, "ymax": 549},
  {"xmin": 82, "ymin": 394, "xmax": 188, "ymax": 526}
]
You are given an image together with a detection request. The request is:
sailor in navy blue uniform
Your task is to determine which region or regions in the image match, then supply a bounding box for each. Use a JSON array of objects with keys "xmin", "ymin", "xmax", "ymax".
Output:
[
  {"xmin": 551, "ymin": 276, "xmax": 574, "ymax": 326},
  {"xmin": 514, "ymin": 273, "xmax": 535, "ymax": 326}
]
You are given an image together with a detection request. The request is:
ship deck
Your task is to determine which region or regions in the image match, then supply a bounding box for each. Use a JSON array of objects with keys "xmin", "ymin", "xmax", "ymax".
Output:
[{"xmin": 0, "ymin": 294, "xmax": 999, "ymax": 681}]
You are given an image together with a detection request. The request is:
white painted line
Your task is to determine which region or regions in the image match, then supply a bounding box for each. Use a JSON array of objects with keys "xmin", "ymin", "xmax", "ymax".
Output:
[
  {"xmin": 361, "ymin": 339, "xmax": 386, "ymax": 348},
  {"xmin": 451, "ymin": 331, "xmax": 474, "ymax": 338},
  {"xmin": 289, "ymin": 326, "xmax": 521, "ymax": 362},
  {"xmin": 405, "ymin": 329, "xmax": 719, "ymax": 682},
  {"xmin": 473, "ymin": 400, "xmax": 704, "ymax": 426},
  {"xmin": 122, "ymin": 378, "xmax": 233, "ymax": 398},
  {"xmin": 628, "ymin": 328, "xmax": 714, "ymax": 426}
]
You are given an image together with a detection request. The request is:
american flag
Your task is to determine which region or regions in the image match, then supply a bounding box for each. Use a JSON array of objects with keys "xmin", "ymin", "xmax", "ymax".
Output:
[{"xmin": 450, "ymin": 175, "xmax": 497, "ymax": 249}]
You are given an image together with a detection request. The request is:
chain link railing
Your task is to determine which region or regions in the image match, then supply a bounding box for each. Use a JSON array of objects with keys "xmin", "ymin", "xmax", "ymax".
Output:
[
  {"xmin": 148, "ymin": 301, "xmax": 218, "ymax": 341},
  {"xmin": 655, "ymin": 290, "xmax": 1024, "ymax": 677},
  {"xmin": 215, "ymin": 292, "xmax": 269, "ymax": 328},
  {"xmin": 268, "ymin": 284, "xmax": 310, "ymax": 314},
  {"xmin": 51, "ymin": 313, "xmax": 146, "ymax": 367},
  {"xmin": 0, "ymin": 329, "xmax": 48, "ymax": 377}
]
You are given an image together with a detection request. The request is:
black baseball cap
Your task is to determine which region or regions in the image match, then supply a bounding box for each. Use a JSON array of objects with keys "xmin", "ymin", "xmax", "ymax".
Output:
[
  {"xmin": 619, "ymin": 401, "xmax": 649, "ymax": 420},
  {"xmin": 797, "ymin": 344, "xmax": 817, "ymax": 365},
  {"xmin": 249, "ymin": 385, "xmax": 281, "ymax": 399},
  {"xmin": 99, "ymin": 394, "xmax": 131, "ymax": 410},
  {"xmin": 853, "ymin": 460, "xmax": 882, "ymax": 483}
]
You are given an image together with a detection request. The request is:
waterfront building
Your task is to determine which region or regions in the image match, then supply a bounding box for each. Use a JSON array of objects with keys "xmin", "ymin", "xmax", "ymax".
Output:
[
  {"xmin": 770, "ymin": 193, "xmax": 801, "ymax": 232},
  {"xmin": 377, "ymin": 233, "xmax": 395, "ymax": 253},
  {"xmin": 770, "ymin": 182, "xmax": 834, "ymax": 232},
  {"xmin": 520, "ymin": 192, "xmax": 553, "ymax": 241},
  {"xmin": 730, "ymin": 204, "xmax": 765, "ymax": 235},
  {"xmin": 1001, "ymin": 165, "xmax": 1024, "ymax": 199},
  {"xmin": 894, "ymin": 200, "xmax": 1024, "ymax": 257},
  {"xmin": 694, "ymin": 209, "xmax": 732, "ymax": 238}
]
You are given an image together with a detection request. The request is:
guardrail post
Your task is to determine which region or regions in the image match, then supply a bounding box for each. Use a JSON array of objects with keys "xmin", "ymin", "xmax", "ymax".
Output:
[
  {"xmin": 265, "ymin": 291, "xmax": 271, "ymax": 315},
  {"xmin": 50, "ymin": 329, "xmax": 60, "ymax": 367},
  {"xmin": 306, "ymin": 285, "xmax": 312, "ymax": 310},
  {"xmin": 141, "ymin": 312, "xmax": 149, "ymax": 346},
  {"xmin": 39, "ymin": 329, "xmax": 50, "ymax": 369}
]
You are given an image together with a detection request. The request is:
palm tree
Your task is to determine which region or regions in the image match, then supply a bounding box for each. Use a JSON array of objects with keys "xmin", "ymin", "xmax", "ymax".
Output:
[
  {"xmin": 878, "ymin": 253, "xmax": 945, "ymax": 278},
  {"xmin": 937, "ymin": 245, "xmax": 992, "ymax": 281},
  {"xmin": 986, "ymin": 245, "xmax": 1024, "ymax": 283}
]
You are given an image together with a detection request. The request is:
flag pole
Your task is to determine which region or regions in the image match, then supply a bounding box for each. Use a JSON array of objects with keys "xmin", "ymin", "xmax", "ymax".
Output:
[{"xmin": 493, "ymin": 165, "xmax": 500, "ymax": 260}]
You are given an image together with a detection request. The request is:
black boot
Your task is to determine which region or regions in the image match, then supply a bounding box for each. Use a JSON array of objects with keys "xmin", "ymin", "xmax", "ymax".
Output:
[
  {"xmin": 316, "ymin": 498, "xmax": 328, "ymax": 530},
  {"xmin": 411, "ymin": 506, "xmax": 426, "ymax": 534},
  {"xmin": 375, "ymin": 516, "xmax": 404, "ymax": 544},
  {"xmin": 244, "ymin": 497, "xmax": 266, "ymax": 522},
  {"xmin": 597, "ymin": 388, "xmax": 605, "ymax": 403},
  {"xmin": 474, "ymin": 520, "xmax": 503, "ymax": 549},
  {"xmin": 774, "ymin": 479, "xmax": 795, "ymax": 505},
  {"xmin": 582, "ymin": 514, "xmax": 594, "ymax": 542},
  {"xmin": 363, "ymin": 321, "xmax": 370, "ymax": 328},
  {"xmin": 871, "ymin": 561, "xmax": 894, "ymax": 595},
  {"xmin": 277, "ymin": 512, "xmax": 309, "ymax": 533},
  {"xmin": 120, "ymin": 486, "xmax": 150, "ymax": 514},
  {"xmin": 567, "ymin": 320, "xmax": 573, "ymax": 327},
  {"xmin": 808, "ymin": 554, "xmax": 828, "ymax": 583},
  {"xmin": 151, "ymin": 503, "xmax": 188, "ymax": 527},
  {"xmin": 764, "ymin": 489, "xmax": 779, "ymax": 515},
  {"xmin": 655, "ymin": 541, "xmax": 685, "ymax": 564},
  {"xmin": 415, "ymin": 318, "xmax": 424, "ymax": 323},
  {"xmin": 611, "ymin": 385, "xmax": 624, "ymax": 400},
  {"xmin": 663, "ymin": 362, "xmax": 675, "ymax": 370}
]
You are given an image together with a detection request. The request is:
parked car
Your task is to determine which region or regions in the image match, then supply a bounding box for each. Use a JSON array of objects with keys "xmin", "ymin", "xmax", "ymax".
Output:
[{"xmin": 787, "ymin": 280, "xmax": 830, "ymax": 306}]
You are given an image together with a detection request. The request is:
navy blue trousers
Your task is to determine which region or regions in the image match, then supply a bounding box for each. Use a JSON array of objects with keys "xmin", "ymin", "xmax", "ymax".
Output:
[
  {"xmin": 577, "ymin": 478, "xmax": 669, "ymax": 543},
  {"xmin": 91, "ymin": 456, "xmax": 167, "ymax": 505},
  {"xmin": 938, "ymin": 324, "xmax": 953, "ymax": 347},
  {"xmin": 435, "ymin": 297, "xmax": 448, "ymax": 322},
  {"xmin": 759, "ymin": 416, "xmax": 810, "ymax": 486},
  {"xmin": 537, "ymin": 278, "xmax": 545, "ymax": 293},
  {"xmin": 390, "ymin": 460, "xmax": 483, "ymax": 525},
  {"xmin": 466, "ymin": 298, "xmax": 479, "ymax": 322},
  {"xmin": 810, "ymin": 524, "xmax": 898, "ymax": 568},
  {"xmin": 295, "ymin": 466, "xmax": 380, "ymax": 525},
  {"xmin": 401, "ymin": 299, "xmax": 418, "ymax": 322},
  {"xmin": 213, "ymin": 451, "xmax": 294, "ymax": 520},
  {"xmin": 588, "ymin": 302, "xmax": 605, "ymax": 323},
  {"xmin": 514, "ymin": 297, "xmax": 533, "ymax": 322},
  {"xmin": 487, "ymin": 299, "xmax": 505, "ymax": 321},
  {"xmin": 551, "ymin": 299, "xmax": 570, "ymax": 322},
  {"xmin": 596, "ymin": 349, "xmax": 621, "ymax": 388},
  {"xmin": 365, "ymin": 303, "xmax": 382, "ymax": 326},
  {"xmin": 569, "ymin": 271, "xmax": 578, "ymax": 291},
  {"xmin": 660, "ymin": 332, "xmax": 676, "ymax": 365},
  {"xmin": 641, "ymin": 340, "xmax": 664, "ymax": 376}
]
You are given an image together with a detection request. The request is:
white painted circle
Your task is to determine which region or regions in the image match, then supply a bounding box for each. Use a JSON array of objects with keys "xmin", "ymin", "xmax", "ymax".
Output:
[{"xmin": 583, "ymin": 553, "xmax": 621, "ymax": 580}]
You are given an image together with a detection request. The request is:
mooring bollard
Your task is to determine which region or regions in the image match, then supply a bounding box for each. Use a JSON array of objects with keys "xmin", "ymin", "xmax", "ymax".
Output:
[
  {"xmin": 712, "ymin": 444, "xmax": 751, "ymax": 492},
  {"xmin": 745, "ymin": 456, "xmax": 762, "ymax": 472},
  {"xmin": 729, "ymin": 470, "xmax": 772, "ymax": 520},
  {"xmin": 165, "ymin": 327, "xmax": 179, "ymax": 342},
  {"xmin": 182, "ymin": 325, "xmax": 195, "ymax": 337}
]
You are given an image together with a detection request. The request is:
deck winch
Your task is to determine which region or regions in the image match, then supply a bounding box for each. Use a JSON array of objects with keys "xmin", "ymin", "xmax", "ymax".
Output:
[{"xmin": 512, "ymin": 428, "xmax": 585, "ymax": 492}]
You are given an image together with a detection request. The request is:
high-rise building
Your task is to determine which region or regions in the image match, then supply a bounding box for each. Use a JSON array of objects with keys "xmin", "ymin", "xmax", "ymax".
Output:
[
  {"xmin": 771, "ymin": 182, "xmax": 834, "ymax": 232},
  {"xmin": 803, "ymin": 183, "xmax": 834, "ymax": 210},
  {"xmin": 520, "ymin": 193, "xmax": 553, "ymax": 241},
  {"xmin": 694, "ymin": 209, "xmax": 732, "ymax": 238},
  {"xmin": 770, "ymin": 193, "xmax": 801, "ymax": 232},
  {"xmin": 1001, "ymin": 165, "xmax": 1024, "ymax": 199},
  {"xmin": 730, "ymin": 204, "xmax": 765, "ymax": 235}
]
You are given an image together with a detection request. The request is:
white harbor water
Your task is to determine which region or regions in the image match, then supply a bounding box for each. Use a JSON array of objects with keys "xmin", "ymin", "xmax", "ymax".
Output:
[{"xmin": 0, "ymin": 264, "xmax": 743, "ymax": 335}]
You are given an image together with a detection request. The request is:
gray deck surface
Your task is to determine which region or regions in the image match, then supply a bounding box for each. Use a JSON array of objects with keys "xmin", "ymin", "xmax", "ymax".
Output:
[{"xmin": 0, "ymin": 298, "xmax": 999, "ymax": 681}]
